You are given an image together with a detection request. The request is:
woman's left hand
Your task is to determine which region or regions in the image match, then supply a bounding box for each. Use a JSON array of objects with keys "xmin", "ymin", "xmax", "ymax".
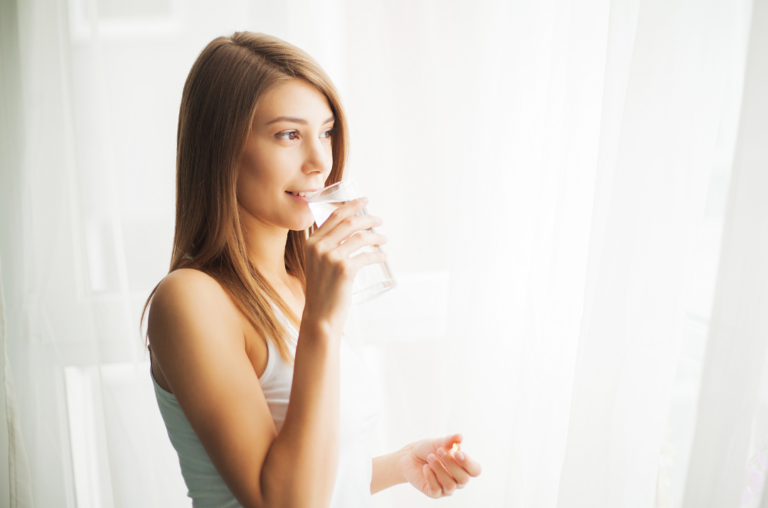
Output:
[{"xmin": 397, "ymin": 433, "xmax": 482, "ymax": 499}]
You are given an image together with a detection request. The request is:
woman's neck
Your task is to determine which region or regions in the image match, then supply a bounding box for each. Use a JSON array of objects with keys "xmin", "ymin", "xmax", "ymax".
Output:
[
  {"xmin": 242, "ymin": 219, "xmax": 306, "ymax": 314},
  {"xmin": 237, "ymin": 207, "xmax": 307, "ymax": 313},
  {"xmin": 242, "ymin": 216, "xmax": 291, "ymax": 283}
]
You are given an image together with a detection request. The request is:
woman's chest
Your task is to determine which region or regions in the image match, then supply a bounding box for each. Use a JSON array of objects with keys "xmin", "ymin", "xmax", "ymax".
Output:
[{"xmin": 243, "ymin": 298, "xmax": 304, "ymax": 379}]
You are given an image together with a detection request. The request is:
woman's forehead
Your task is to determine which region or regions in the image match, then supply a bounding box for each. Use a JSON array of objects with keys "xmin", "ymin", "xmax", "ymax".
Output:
[{"xmin": 254, "ymin": 79, "xmax": 333, "ymax": 127}]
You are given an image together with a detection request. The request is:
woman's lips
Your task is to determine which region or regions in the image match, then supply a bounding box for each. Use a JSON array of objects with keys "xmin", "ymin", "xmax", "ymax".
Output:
[{"xmin": 286, "ymin": 191, "xmax": 310, "ymax": 203}]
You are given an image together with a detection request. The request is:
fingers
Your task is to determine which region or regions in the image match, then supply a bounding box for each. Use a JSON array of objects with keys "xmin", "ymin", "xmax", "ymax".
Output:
[
  {"xmin": 437, "ymin": 433, "xmax": 481, "ymax": 478},
  {"xmin": 312, "ymin": 197, "xmax": 369, "ymax": 236},
  {"xmin": 323, "ymin": 213, "xmax": 383, "ymax": 247},
  {"xmin": 427, "ymin": 452, "xmax": 458, "ymax": 496},
  {"xmin": 436, "ymin": 447, "xmax": 473, "ymax": 488},
  {"xmin": 344, "ymin": 250, "xmax": 389, "ymax": 273},
  {"xmin": 423, "ymin": 464, "xmax": 443, "ymax": 499},
  {"xmin": 310, "ymin": 212, "xmax": 383, "ymax": 260},
  {"xmin": 432, "ymin": 432, "xmax": 463, "ymax": 452},
  {"xmin": 454, "ymin": 449, "xmax": 483, "ymax": 477},
  {"xmin": 335, "ymin": 231, "xmax": 387, "ymax": 259},
  {"xmin": 442, "ymin": 433, "xmax": 463, "ymax": 450}
]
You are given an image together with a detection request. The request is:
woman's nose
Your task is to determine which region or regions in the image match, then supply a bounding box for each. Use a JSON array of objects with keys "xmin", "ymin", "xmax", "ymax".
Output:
[{"xmin": 302, "ymin": 135, "xmax": 331, "ymax": 174}]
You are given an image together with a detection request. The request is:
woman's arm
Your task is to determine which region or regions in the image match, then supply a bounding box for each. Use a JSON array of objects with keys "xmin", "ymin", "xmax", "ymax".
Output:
[
  {"xmin": 148, "ymin": 269, "xmax": 342, "ymax": 508},
  {"xmin": 371, "ymin": 450, "xmax": 408, "ymax": 495},
  {"xmin": 150, "ymin": 200, "xmax": 386, "ymax": 508}
]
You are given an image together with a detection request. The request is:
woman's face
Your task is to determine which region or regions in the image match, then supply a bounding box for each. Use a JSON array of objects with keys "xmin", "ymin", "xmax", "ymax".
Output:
[{"xmin": 237, "ymin": 78, "xmax": 335, "ymax": 232}]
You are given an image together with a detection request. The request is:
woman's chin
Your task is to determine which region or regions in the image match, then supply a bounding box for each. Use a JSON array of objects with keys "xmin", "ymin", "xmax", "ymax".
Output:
[{"xmin": 291, "ymin": 218, "xmax": 316, "ymax": 231}]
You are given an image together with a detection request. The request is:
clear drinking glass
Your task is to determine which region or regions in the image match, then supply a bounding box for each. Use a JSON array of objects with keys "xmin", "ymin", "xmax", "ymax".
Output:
[{"xmin": 306, "ymin": 180, "xmax": 396, "ymax": 305}]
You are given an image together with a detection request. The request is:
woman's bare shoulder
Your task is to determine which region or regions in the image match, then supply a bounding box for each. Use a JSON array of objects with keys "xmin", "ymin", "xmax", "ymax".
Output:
[
  {"xmin": 148, "ymin": 268, "xmax": 244, "ymax": 348},
  {"xmin": 153, "ymin": 268, "xmax": 235, "ymax": 308},
  {"xmin": 156, "ymin": 267, "xmax": 226, "ymax": 296}
]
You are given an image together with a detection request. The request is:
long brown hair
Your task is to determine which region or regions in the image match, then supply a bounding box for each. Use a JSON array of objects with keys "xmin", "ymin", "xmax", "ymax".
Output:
[{"xmin": 140, "ymin": 32, "xmax": 348, "ymax": 364}]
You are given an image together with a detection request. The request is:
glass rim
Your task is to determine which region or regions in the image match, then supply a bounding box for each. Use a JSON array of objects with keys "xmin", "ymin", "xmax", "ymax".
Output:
[{"xmin": 306, "ymin": 179, "xmax": 361, "ymax": 202}]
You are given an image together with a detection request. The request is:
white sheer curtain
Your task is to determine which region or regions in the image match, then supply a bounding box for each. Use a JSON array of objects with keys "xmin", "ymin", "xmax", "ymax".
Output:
[{"xmin": 1, "ymin": 0, "xmax": 766, "ymax": 507}]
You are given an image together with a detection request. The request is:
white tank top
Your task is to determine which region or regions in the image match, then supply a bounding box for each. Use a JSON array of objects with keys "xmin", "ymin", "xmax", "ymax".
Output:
[{"xmin": 151, "ymin": 310, "xmax": 382, "ymax": 507}]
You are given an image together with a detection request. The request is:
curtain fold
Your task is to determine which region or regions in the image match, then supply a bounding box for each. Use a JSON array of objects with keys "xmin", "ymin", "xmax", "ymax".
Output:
[
  {"xmin": 0, "ymin": 0, "xmax": 33, "ymax": 505},
  {"xmin": 0, "ymin": 257, "xmax": 34, "ymax": 508},
  {"xmin": 683, "ymin": 0, "xmax": 768, "ymax": 505},
  {"xmin": 557, "ymin": 0, "xmax": 745, "ymax": 506}
]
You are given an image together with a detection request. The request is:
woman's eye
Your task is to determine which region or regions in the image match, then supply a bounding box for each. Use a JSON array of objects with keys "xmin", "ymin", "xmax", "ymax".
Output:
[
  {"xmin": 277, "ymin": 131, "xmax": 299, "ymax": 140},
  {"xmin": 277, "ymin": 129, "xmax": 332, "ymax": 141}
]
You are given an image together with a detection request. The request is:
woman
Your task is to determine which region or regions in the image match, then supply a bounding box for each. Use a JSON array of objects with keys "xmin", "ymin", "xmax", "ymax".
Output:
[{"xmin": 142, "ymin": 31, "xmax": 481, "ymax": 508}]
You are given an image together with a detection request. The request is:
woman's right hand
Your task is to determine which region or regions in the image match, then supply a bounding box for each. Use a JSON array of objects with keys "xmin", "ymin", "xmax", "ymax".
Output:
[{"xmin": 302, "ymin": 197, "xmax": 388, "ymax": 337}]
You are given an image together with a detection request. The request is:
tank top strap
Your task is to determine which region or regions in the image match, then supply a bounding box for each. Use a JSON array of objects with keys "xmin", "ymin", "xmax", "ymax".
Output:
[{"xmin": 258, "ymin": 338, "xmax": 277, "ymax": 382}]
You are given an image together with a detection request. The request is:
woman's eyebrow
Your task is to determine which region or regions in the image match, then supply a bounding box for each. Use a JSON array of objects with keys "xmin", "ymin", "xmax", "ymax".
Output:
[{"xmin": 266, "ymin": 115, "xmax": 335, "ymax": 126}]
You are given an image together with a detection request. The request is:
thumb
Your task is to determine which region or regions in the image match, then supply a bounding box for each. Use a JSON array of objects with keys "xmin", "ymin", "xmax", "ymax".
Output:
[
  {"xmin": 444, "ymin": 433, "xmax": 463, "ymax": 448},
  {"xmin": 428, "ymin": 433, "xmax": 463, "ymax": 452}
]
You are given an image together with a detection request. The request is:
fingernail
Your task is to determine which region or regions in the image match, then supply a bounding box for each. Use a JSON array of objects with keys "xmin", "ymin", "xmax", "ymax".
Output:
[
  {"xmin": 437, "ymin": 447, "xmax": 446, "ymax": 457},
  {"xmin": 361, "ymin": 197, "xmax": 369, "ymax": 203},
  {"xmin": 428, "ymin": 454, "xmax": 437, "ymax": 462},
  {"xmin": 457, "ymin": 451, "xmax": 465, "ymax": 461}
]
